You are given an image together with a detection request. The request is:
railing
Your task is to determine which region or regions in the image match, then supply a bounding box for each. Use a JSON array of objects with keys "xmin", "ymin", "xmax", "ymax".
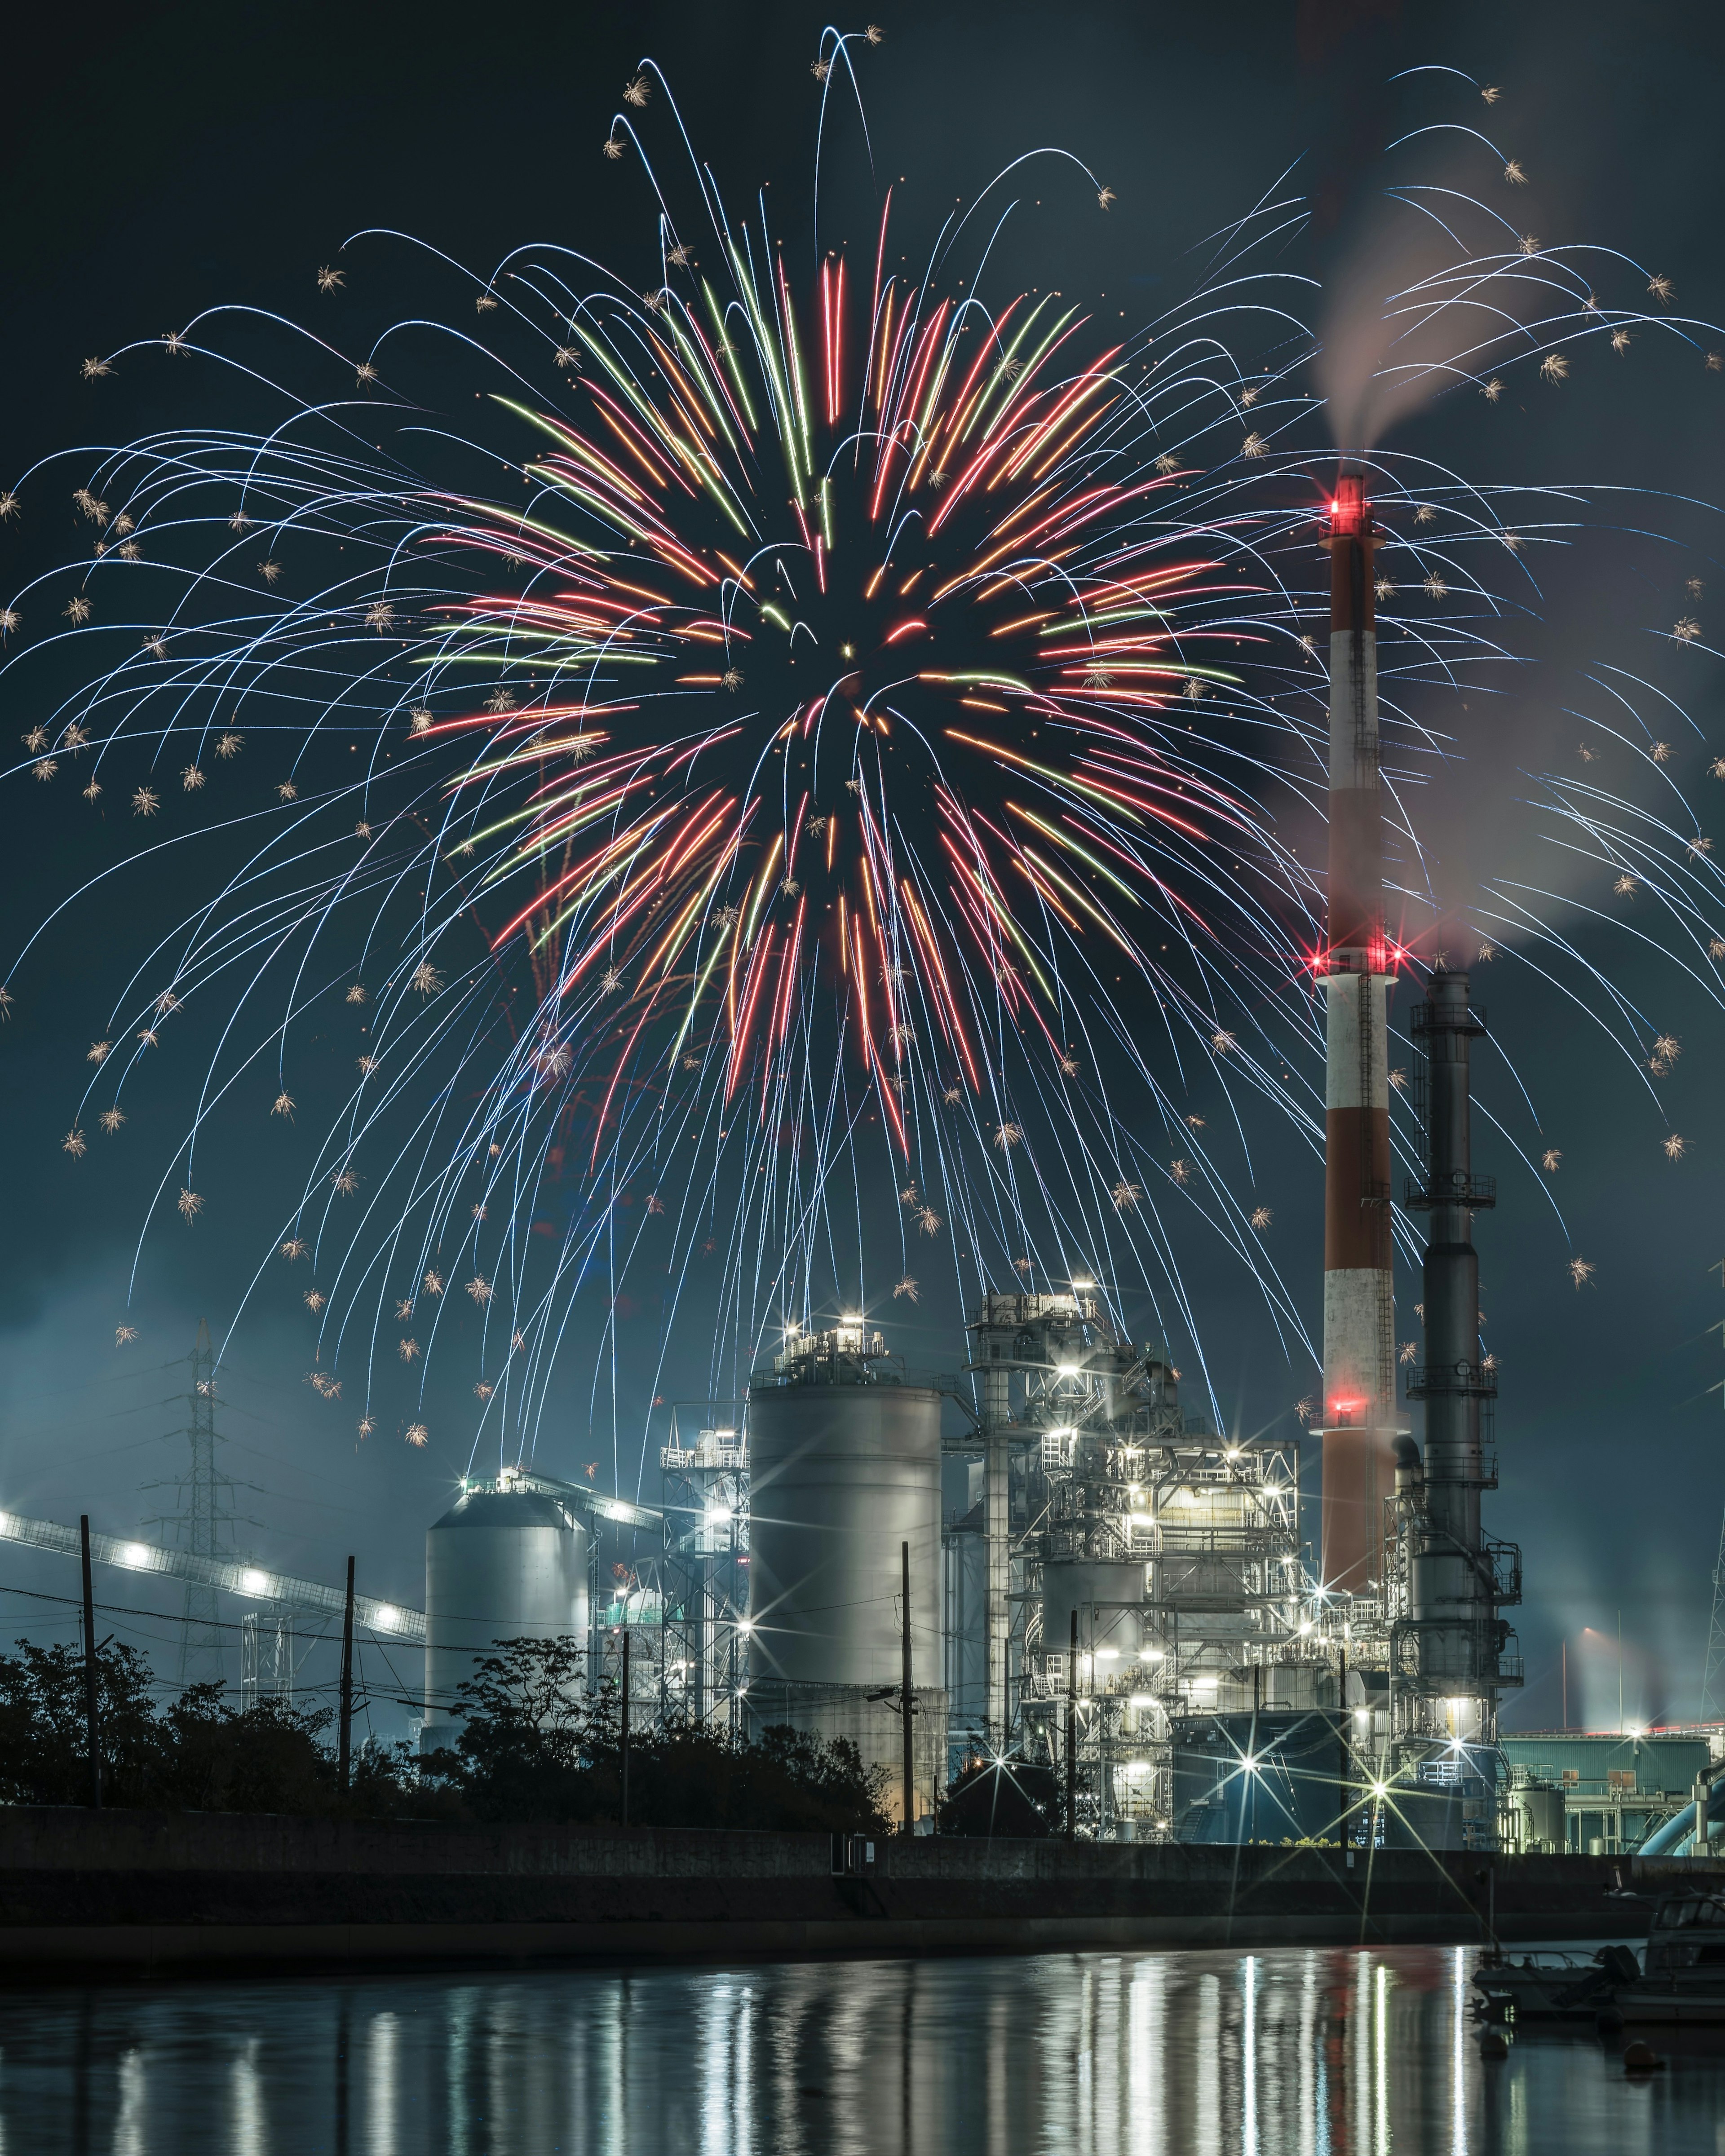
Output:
[
  {"xmin": 1403, "ymin": 1171, "xmax": 1496, "ymax": 1211},
  {"xmin": 1409, "ymin": 1001, "xmax": 1487, "ymax": 1036},
  {"xmin": 1405, "ymin": 1360, "xmax": 1498, "ymax": 1399},
  {"xmin": 1483, "ymin": 1536, "xmax": 1523, "ymax": 1606},
  {"xmin": 660, "ymin": 1440, "xmax": 748, "ymax": 1472}
]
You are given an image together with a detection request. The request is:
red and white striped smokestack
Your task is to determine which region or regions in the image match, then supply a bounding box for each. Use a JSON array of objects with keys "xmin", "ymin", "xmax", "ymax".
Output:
[{"xmin": 1319, "ymin": 472, "xmax": 1398, "ymax": 1595}]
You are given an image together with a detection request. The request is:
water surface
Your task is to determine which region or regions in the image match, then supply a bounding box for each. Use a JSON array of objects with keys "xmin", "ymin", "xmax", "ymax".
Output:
[{"xmin": 4, "ymin": 1945, "xmax": 1722, "ymax": 2155}]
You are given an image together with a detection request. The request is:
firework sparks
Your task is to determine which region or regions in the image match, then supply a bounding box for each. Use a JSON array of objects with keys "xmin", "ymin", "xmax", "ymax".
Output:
[{"xmin": 6, "ymin": 71, "xmax": 1716, "ymax": 1462}]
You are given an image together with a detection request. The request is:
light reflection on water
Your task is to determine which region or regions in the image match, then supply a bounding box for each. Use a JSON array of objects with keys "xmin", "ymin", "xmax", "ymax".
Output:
[{"xmin": 1, "ymin": 1945, "xmax": 1722, "ymax": 2156}]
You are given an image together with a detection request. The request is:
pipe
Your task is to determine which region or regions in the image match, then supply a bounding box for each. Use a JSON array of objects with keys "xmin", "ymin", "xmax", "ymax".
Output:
[
  {"xmin": 985, "ymin": 1385, "xmax": 1009, "ymax": 1752},
  {"xmin": 1066, "ymin": 1605, "xmax": 1079, "ymax": 1841},
  {"xmin": 621, "ymin": 1627, "xmax": 632, "ymax": 1827},
  {"xmin": 1639, "ymin": 1763, "xmax": 1725, "ymax": 1856},
  {"xmin": 1407, "ymin": 969, "xmax": 1499, "ymax": 1702},
  {"xmin": 901, "ymin": 1539, "xmax": 914, "ymax": 1835},
  {"xmin": 1319, "ymin": 472, "xmax": 1399, "ymax": 1595}
]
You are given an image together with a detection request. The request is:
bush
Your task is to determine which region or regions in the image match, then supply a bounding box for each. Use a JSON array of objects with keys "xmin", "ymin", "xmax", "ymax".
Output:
[
  {"xmin": 0, "ymin": 1637, "xmax": 447, "ymax": 1818},
  {"xmin": 0, "ymin": 1632, "xmax": 889, "ymax": 1833},
  {"xmin": 424, "ymin": 1636, "xmax": 890, "ymax": 1833}
]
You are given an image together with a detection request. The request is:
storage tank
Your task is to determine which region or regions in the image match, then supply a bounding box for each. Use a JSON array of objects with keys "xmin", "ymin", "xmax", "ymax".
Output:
[
  {"xmin": 1041, "ymin": 1559, "xmax": 1146, "ymax": 1666},
  {"xmin": 1172, "ymin": 1709, "xmax": 1348, "ymax": 1843},
  {"xmin": 420, "ymin": 1486, "xmax": 588, "ymax": 1753},
  {"xmin": 746, "ymin": 1326, "xmax": 947, "ymax": 1825}
]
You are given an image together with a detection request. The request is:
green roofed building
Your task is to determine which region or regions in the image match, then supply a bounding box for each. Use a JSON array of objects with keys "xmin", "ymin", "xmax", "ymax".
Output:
[{"xmin": 1498, "ymin": 1730, "xmax": 1718, "ymax": 1853}]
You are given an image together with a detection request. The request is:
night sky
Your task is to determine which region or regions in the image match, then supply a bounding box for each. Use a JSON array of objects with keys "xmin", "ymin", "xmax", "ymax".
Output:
[{"xmin": 3, "ymin": 0, "xmax": 1724, "ymax": 1743}]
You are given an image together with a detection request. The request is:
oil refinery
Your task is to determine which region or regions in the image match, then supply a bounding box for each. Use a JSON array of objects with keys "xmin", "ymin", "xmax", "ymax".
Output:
[
  {"xmin": 389, "ymin": 473, "xmax": 1535, "ymax": 1849},
  {"xmin": 8, "ymin": 474, "xmax": 1716, "ymax": 1857}
]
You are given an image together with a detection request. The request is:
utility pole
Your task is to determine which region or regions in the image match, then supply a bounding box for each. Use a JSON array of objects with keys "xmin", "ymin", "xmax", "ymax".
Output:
[
  {"xmin": 1066, "ymin": 1607, "xmax": 1079, "ymax": 1842},
  {"xmin": 337, "ymin": 1556, "xmax": 355, "ymax": 1791},
  {"xmin": 620, "ymin": 1627, "xmax": 632, "ymax": 1827},
  {"xmin": 901, "ymin": 1540, "xmax": 914, "ymax": 1836},
  {"xmin": 80, "ymin": 1516, "xmax": 101, "ymax": 1809}
]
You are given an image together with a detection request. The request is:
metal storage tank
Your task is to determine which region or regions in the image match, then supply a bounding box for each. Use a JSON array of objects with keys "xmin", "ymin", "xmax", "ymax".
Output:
[
  {"xmin": 1171, "ymin": 1709, "xmax": 1348, "ymax": 1843},
  {"xmin": 746, "ymin": 1326, "xmax": 947, "ymax": 1825},
  {"xmin": 1040, "ymin": 1559, "xmax": 1146, "ymax": 1664},
  {"xmin": 420, "ymin": 1486, "xmax": 588, "ymax": 1753}
]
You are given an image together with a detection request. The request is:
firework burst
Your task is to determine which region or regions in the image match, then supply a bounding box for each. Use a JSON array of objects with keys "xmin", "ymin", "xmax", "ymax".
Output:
[{"xmin": 5, "ymin": 54, "xmax": 1724, "ymax": 1476}]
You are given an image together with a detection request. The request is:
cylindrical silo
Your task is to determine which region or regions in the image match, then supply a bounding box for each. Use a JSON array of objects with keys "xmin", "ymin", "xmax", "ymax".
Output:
[
  {"xmin": 420, "ymin": 1486, "xmax": 589, "ymax": 1753},
  {"xmin": 746, "ymin": 1343, "xmax": 947, "ymax": 1825}
]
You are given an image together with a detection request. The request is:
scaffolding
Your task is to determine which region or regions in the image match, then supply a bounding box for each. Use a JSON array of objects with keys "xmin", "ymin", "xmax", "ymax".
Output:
[{"xmin": 659, "ymin": 1407, "xmax": 750, "ymax": 1731}]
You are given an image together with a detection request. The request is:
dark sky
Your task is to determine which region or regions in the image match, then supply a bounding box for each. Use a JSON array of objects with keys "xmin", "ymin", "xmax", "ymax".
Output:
[{"xmin": 3, "ymin": 0, "xmax": 1725, "ymax": 1741}]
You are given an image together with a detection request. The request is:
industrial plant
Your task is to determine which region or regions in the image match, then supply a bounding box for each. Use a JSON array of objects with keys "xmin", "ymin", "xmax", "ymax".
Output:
[{"xmin": 7, "ymin": 476, "xmax": 1721, "ymax": 1858}]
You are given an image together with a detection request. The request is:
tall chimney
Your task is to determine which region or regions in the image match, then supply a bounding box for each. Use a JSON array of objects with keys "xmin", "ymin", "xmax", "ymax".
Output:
[
  {"xmin": 1399, "ymin": 964, "xmax": 1518, "ymax": 1837},
  {"xmin": 1318, "ymin": 473, "xmax": 1398, "ymax": 1594}
]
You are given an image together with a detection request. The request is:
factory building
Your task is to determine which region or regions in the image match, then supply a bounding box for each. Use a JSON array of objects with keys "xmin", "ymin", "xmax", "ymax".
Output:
[
  {"xmin": 1500, "ymin": 1731, "xmax": 1722, "ymax": 1854},
  {"xmin": 955, "ymin": 1289, "xmax": 1311, "ymax": 1838},
  {"xmin": 405, "ymin": 477, "xmax": 1530, "ymax": 1847}
]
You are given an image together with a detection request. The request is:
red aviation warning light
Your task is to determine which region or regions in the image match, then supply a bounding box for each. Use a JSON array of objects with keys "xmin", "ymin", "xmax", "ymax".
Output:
[{"xmin": 1327, "ymin": 473, "xmax": 1369, "ymax": 538}]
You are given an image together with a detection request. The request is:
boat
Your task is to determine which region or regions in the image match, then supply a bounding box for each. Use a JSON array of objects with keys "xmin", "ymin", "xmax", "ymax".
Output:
[
  {"xmin": 1472, "ymin": 1944, "xmax": 1637, "ymax": 2020},
  {"xmin": 1472, "ymin": 1891, "xmax": 1725, "ymax": 2025},
  {"xmin": 1616, "ymin": 1890, "xmax": 1725, "ymax": 2025}
]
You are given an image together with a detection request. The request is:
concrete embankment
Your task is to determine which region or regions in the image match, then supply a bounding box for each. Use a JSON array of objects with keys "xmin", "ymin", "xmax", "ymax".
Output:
[{"xmin": 0, "ymin": 1808, "xmax": 1713, "ymax": 1973}]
